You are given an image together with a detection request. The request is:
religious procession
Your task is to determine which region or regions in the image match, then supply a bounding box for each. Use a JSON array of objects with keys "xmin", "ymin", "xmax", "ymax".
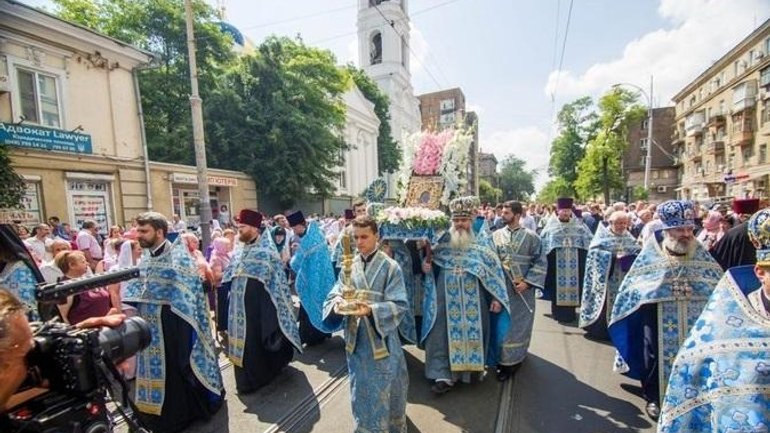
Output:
[{"xmin": 3, "ymin": 0, "xmax": 770, "ymax": 432}]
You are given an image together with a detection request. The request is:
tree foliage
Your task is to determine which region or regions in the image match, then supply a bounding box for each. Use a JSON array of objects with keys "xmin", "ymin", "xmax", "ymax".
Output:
[
  {"xmin": 498, "ymin": 155, "xmax": 536, "ymax": 201},
  {"xmin": 53, "ymin": 0, "xmax": 235, "ymax": 165},
  {"xmin": 0, "ymin": 145, "xmax": 26, "ymax": 209},
  {"xmin": 478, "ymin": 179, "xmax": 502, "ymax": 206},
  {"xmin": 345, "ymin": 65, "xmax": 401, "ymax": 174},
  {"xmin": 536, "ymin": 177, "xmax": 574, "ymax": 204},
  {"xmin": 548, "ymin": 96, "xmax": 598, "ymax": 199},
  {"xmin": 575, "ymin": 89, "xmax": 645, "ymax": 203},
  {"xmin": 205, "ymin": 37, "xmax": 350, "ymax": 208}
]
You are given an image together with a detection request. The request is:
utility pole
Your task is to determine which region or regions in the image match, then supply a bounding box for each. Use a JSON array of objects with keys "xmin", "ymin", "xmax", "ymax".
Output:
[
  {"xmin": 184, "ymin": 0, "xmax": 212, "ymax": 249},
  {"xmin": 643, "ymin": 75, "xmax": 654, "ymax": 191}
]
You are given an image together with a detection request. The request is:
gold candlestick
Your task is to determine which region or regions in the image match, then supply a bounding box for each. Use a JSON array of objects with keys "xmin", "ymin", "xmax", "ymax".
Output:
[{"xmin": 336, "ymin": 232, "xmax": 362, "ymax": 315}]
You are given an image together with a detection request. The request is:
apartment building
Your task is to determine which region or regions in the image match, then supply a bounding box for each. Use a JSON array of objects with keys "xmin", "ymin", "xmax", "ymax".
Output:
[
  {"xmin": 622, "ymin": 107, "xmax": 678, "ymax": 202},
  {"xmin": 671, "ymin": 19, "xmax": 770, "ymax": 202}
]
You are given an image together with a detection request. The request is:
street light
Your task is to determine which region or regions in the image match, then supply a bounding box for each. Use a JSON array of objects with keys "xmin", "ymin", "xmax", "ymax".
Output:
[{"xmin": 612, "ymin": 76, "xmax": 654, "ymax": 191}]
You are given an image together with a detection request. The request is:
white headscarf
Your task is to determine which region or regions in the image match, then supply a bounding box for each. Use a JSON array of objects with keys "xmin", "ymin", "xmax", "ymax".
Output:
[{"xmin": 117, "ymin": 240, "xmax": 137, "ymax": 268}]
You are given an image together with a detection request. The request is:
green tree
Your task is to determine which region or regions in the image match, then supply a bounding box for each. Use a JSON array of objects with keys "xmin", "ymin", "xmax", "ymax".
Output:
[
  {"xmin": 548, "ymin": 96, "xmax": 599, "ymax": 198},
  {"xmin": 498, "ymin": 155, "xmax": 536, "ymax": 201},
  {"xmin": 0, "ymin": 145, "xmax": 26, "ymax": 209},
  {"xmin": 536, "ymin": 177, "xmax": 573, "ymax": 204},
  {"xmin": 205, "ymin": 37, "xmax": 350, "ymax": 208},
  {"xmin": 575, "ymin": 89, "xmax": 645, "ymax": 203},
  {"xmin": 478, "ymin": 179, "xmax": 502, "ymax": 205},
  {"xmin": 53, "ymin": 0, "xmax": 235, "ymax": 164},
  {"xmin": 345, "ymin": 65, "xmax": 400, "ymax": 174}
]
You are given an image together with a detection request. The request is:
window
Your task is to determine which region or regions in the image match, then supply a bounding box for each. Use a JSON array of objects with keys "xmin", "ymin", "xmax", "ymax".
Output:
[
  {"xmin": 742, "ymin": 146, "xmax": 754, "ymax": 163},
  {"xmin": 439, "ymin": 112, "xmax": 455, "ymax": 127},
  {"xmin": 370, "ymin": 32, "xmax": 382, "ymax": 65},
  {"xmin": 761, "ymin": 144, "xmax": 767, "ymax": 164},
  {"xmin": 749, "ymin": 50, "xmax": 755, "ymax": 67},
  {"xmin": 760, "ymin": 66, "xmax": 770, "ymax": 88},
  {"xmin": 663, "ymin": 170, "xmax": 671, "ymax": 179},
  {"xmin": 652, "ymin": 170, "xmax": 659, "ymax": 179},
  {"xmin": 439, "ymin": 98, "xmax": 455, "ymax": 112},
  {"xmin": 639, "ymin": 138, "xmax": 648, "ymax": 150},
  {"xmin": 766, "ymin": 37, "xmax": 770, "ymax": 56},
  {"xmin": 639, "ymin": 156, "xmax": 646, "ymax": 167},
  {"xmin": 401, "ymin": 36, "xmax": 407, "ymax": 67},
  {"xmin": 17, "ymin": 68, "xmax": 61, "ymax": 127},
  {"xmin": 641, "ymin": 119, "xmax": 649, "ymax": 130},
  {"xmin": 734, "ymin": 60, "xmax": 740, "ymax": 77},
  {"xmin": 719, "ymin": 100, "xmax": 725, "ymax": 115}
]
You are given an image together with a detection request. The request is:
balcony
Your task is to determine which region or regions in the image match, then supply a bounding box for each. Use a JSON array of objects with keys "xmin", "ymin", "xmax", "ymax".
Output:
[
  {"xmin": 707, "ymin": 114, "xmax": 726, "ymax": 128},
  {"xmin": 688, "ymin": 149, "xmax": 703, "ymax": 162},
  {"xmin": 671, "ymin": 129, "xmax": 685, "ymax": 146},
  {"xmin": 685, "ymin": 111, "xmax": 706, "ymax": 136},
  {"xmin": 672, "ymin": 155, "xmax": 683, "ymax": 166},
  {"xmin": 732, "ymin": 80, "xmax": 758, "ymax": 114},
  {"xmin": 706, "ymin": 140, "xmax": 725, "ymax": 154}
]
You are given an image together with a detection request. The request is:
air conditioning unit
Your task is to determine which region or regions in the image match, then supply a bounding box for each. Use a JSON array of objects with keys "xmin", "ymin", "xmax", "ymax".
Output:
[{"xmin": 657, "ymin": 186, "xmax": 668, "ymax": 193}]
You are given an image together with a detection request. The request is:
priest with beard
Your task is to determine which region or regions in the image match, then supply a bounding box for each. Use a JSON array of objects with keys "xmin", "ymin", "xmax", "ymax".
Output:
[
  {"xmin": 223, "ymin": 209, "xmax": 302, "ymax": 394},
  {"xmin": 540, "ymin": 197, "xmax": 593, "ymax": 323},
  {"xmin": 491, "ymin": 201, "xmax": 546, "ymax": 381},
  {"xmin": 710, "ymin": 198, "xmax": 760, "ymax": 271},
  {"xmin": 659, "ymin": 206, "xmax": 770, "ymax": 433},
  {"xmin": 123, "ymin": 212, "xmax": 224, "ymax": 433},
  {"xmin": 579, "ymin": 211, "xmax": 640, "ymax": 341},
  {"xmin": 423, "ymin": 196, "xmax": 511, "ymax": 394},
  {"xmin": 608, "ymin": 200, "xmax": 722, "ymax": 421}
]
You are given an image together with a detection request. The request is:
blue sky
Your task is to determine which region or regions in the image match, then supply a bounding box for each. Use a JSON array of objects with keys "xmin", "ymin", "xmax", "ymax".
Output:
[{"xmin": 23, "ymin": 0, "xmax": 770, "ymax": 188}]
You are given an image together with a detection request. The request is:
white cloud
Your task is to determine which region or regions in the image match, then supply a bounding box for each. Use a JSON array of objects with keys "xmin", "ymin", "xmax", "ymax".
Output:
[
  {"xmin": 544, "ymin": 0, "xmax": 770, "ymax": 104},
  {"xmin": 481, "ymin": 127, "xmax": 551, "ymax": 190}
]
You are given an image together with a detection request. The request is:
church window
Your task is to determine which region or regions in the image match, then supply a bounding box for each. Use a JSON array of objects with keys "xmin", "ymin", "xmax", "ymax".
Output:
[{"xmin": 370, "ymin": 32, "xmax": 382, "ymax": 65}]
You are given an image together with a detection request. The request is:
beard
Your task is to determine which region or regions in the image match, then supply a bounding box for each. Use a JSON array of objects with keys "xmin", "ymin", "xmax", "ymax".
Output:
[
  {"xmin": 138, "ymin": 234, "xmax": 159, "ymax": 249},
  {"xmin": 662, "ymin": 235, "xmax": 696, "ymax": 256},
  {"xmin": 449, "ymin": 227, "xmax": 475, "ymax": 250}
]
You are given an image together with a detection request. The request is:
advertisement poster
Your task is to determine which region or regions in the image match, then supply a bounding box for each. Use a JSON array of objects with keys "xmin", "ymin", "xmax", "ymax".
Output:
[{"xmin": 71, "ymin": 194, "xmax": 109, "ymax": 234}]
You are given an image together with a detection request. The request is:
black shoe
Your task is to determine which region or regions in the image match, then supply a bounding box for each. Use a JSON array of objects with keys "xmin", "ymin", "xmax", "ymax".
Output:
[
  {"xmin": 496, "ymin": 365, "xmax": 512, "ymax": 382},
  {"xmin": 430, "ymin": 381, "xmax": 453, "ymax": 394},
  {"xmin": 645, "ymin": 402, "xmax": 660, "ymax": 420}
]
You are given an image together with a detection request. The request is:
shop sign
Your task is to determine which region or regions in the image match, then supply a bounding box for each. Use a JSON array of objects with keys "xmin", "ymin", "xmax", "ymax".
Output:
[
  {"xmin": 0, "ymin": 183, "xmax": 43, "ymax": 225},
  {"xmin": 0, "ymin": 122, "xmax": 92, "ymax": 154},
  {"xmin": 172, "ymin": 172, "xmax": 238, "ymax": 187}
]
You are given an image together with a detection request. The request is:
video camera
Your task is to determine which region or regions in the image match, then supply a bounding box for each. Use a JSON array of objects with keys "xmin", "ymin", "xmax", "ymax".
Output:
[{"xmin": 3, "ymin": 268, "xmax": 151, "ymax": 433}]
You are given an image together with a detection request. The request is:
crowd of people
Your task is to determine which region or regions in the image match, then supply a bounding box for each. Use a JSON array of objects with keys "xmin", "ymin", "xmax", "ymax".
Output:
[{"xmin": 1, "ymin": 194, "xmax": 769, "ymax": 433}]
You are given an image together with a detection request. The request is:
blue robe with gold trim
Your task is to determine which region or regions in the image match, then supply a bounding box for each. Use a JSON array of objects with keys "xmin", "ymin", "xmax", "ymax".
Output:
[
  {"xmin": 123, "ymin": 239, "xmax": 223, "ymax": 429},
  {"xmin": 608, "ymin": 236, "xmax": 722, "ymax": 403},
  {"xmin": 322, "ymin": 250, "xmax": 409, "ymax": 433},
  {"xmin": 658, "ymin": 265, "xmax": 770, "ymax": 433},
  {"xmin": 0, "ymin": 260, "xmax": 40, "ymax": 321},
  {"xmin": 580, "ymin": 224, "xmax": 640, "ymax": 338},
  {"xmin": 424, "ymin": 235, "xmax": 511, "ymax": 381}
]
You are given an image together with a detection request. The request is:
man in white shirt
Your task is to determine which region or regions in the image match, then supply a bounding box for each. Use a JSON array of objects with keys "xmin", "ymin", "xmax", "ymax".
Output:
[
  {"xmin": 521, "ymin": 209, "xmax": 538, "ymax": 233},
  {"xmin": 76, "ymin": 220, "xmax": 103, "ymax": 270},
  {"xmin": 24, "ymin": 223, "xmax": 52, "ymax": 262},
  {"xmin": 39, "ymin": 239, "xmax": 72, "ymax": 283},
  {"xmin": 172, "ymin": 214, "xmax": 187, "ymax": 233}
]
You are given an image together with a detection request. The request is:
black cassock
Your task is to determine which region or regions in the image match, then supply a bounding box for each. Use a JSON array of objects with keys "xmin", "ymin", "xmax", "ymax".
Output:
[
  {"xmin": 135, "ymin": 306, "xmax": 224, "ymax": 433},
  {"xmin": 234, "ymin": 277, "xmax": 295, "ymax": 394},
  {"xmin": 710, "ymin": 222, "xmax": 756, "ymax": 271},
  {"xmin": 543, "ymin": 248, "xmax": 587, "ymax": 323}
]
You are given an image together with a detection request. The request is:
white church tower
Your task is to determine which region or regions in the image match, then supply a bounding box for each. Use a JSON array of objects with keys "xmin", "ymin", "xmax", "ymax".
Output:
[{"xmin": 357, "ymin": 0, "xmax": 421, "ymax": 199}]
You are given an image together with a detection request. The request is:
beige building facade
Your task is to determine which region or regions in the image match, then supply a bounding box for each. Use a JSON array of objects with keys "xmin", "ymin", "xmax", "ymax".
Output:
[
  {"xmin": 672, "ymin": 19, "xmax": 770, "ymax": 202},
  {"xmin": 0, "ymin": 1, "xmax": 255, "ymax": 231}
]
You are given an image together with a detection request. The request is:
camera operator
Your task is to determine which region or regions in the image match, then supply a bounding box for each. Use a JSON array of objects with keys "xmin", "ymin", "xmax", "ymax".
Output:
[{"xmin": 0, "ymin": 287, "xmax": 127, "ymax": 412}]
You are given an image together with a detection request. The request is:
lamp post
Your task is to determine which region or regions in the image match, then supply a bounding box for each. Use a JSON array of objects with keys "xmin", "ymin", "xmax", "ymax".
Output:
[{"xmin": 613, "ymin": 76, "xmax": 654, "ymax": 191}]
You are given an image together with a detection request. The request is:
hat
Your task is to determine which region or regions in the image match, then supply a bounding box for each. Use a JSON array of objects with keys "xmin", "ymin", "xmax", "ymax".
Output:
[
  {"xmin": 658, "ymin": 200, "xmax": 695, "ymax": 229},
  {"xmin": 748, "ymin": 207, "xmax": 770, "ymax": 266},
  {"xmin": 450, "ymin": 196, "xmax": 480, "ymax": 219},
  {"xmin": 733, "ymin": 198, "xmax": 760, "ymax": 215},
  {"xmin": 343, "ymin": 209, "xmax": 355, "ymax": 221},
  {"xmin": 286, "ymin": 210, "xmax": 306, "ymax": 227},
  {"xmin": 556, "ymin": 198, "xmax": 574, "ymax": 210},
  {"xmin": 237, "ymin": 209, "xmax": 263, "ymax": 228}
]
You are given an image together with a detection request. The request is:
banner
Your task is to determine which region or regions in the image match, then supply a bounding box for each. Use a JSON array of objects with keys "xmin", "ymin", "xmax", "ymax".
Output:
[{"xmin": 0, "ymin": 122, "xmax": 92, "ymax": 154}]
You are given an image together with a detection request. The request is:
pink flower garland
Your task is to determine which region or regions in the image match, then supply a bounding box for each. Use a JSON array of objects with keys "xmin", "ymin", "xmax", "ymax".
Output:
[{"xmin": 412, "ymin": 130, "xmax": 453, "ymax": 175}]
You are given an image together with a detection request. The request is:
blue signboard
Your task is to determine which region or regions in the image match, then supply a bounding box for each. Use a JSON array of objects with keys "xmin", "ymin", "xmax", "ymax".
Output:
[{"xmin": 0, "ymin": 122, "xmax": 92, "ymax": 154}]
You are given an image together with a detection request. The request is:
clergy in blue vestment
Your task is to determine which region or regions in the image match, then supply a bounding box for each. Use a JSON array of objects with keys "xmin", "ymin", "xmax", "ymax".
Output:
[
  {"xmin": 290, "ymin": 217, "xmax": 339, "ymax": 341},
  {"xmin": 0, "ymin": 224, "xmax": 45, "ymax": 321},
  {"xmin": 288, "ymin": 210, "xmax": 331, "ymax": 346},
  {"xmin": 224, "ymin": 209, "xmax": 302, "ymax": 393},
  {"xmin": 491, "ymin": 201, "xmax": 546, "ymax": 381},
  {"xmin": 423, "ymin": 196, "xmax": 511, "ymax": 394},
  {"xmin": 608, "ymin": 200, "xmax": 722, "ymax": 421},
  {"xmin": 579, "ymin": 211, "xmax": 640, "ymax": 341},
  {"xmin": 540, "ymin": 197, "xmax": 593, "ymax": 323},
  {"xmin": 123, "ymin": 212, "xmax": 224, "ymax": 433},
  {"xmin": 658, "ymin": 207, "xmax": 770, "ymax": 433},
  {"xmin": 322, "ymin": 216, "xmax": 409, "ymax": 433},
  {"xmin": 385, "ymin": 239, "xmax": 425, "ymax": 344}
]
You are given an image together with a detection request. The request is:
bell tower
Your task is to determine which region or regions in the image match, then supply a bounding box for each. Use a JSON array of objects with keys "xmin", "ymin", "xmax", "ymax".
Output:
[{"xmin": 357, "ymin": 0, "xmax": 421, "ymax": 195}]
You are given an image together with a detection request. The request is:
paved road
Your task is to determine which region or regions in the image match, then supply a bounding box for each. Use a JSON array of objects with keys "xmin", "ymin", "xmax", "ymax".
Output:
[{"xmin": 116, "ymin": 299, "xmax": 657, "ymax": 433}]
